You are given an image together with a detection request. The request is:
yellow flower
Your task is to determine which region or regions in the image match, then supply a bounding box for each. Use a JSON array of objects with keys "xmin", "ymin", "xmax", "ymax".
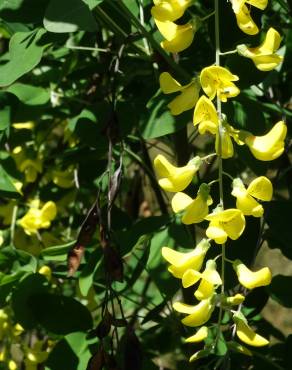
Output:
[
  {"xmin": 231, "ymin": 0, "xmax": 268, "ymax": 35},
  {"xmin": 185, "ymin": 326, "xmax": 208, "ymax": 343},
  {"xmin": 162, "ymin": 238, "xmax": 210, "ymax": 278},
  {"xmin": 215, "ymin": 125, "xmax": 235, "ymax": 159},
  {"xmin": 233, "ymin": 313, "xmax": 269, "ymax": 347},
  {"xmin": 12, "ymin": 146, "xmax": 42, "ymax": 183},
  {"xmin": 8, "ymin": 360, "xmax": 17, "ymax": 370},
  {"xmin": 19, "ymin": 159, "xmax": 42, "ymax": 183},
  {"xmin": 159, "ymin": 72, "xmax": 200, "ymax": 115},
  {"xmin": 237, "ymin": 28, "xmax": 283, "ymax": 71},
  {"xmin": 224, "ymin": 293, "xmax": 245, "ymax": 306},
  {"xmin": 12, "ymin": 323, "xmax": 24, "ymax": 337},
  {"xmin": 193, "ymin": 98, "xmax": 244, "ymax": 158},
  {"xmin": 52, "ymin": 167, "xmax": 75, "ymax": 188},
  {"xmin": 231, "ymin": 176, "xmax": 273, "ymax": 217},
  {"xmin": 173, "ymin": 298, "xmax": 214, "ymax": 327},
  {"xmin": 24, "ymin": 341, "xmax": 49, "ymax": 370},
  {"xmin": 194, "ymin": 260, "xmax": 222, "ymax": 300},
  {"xmin": 233, "ymin": 259, "xmax": 272, "ymax": 289},
  {"xmin": 155, "ymin": 19, "xmax": 195, "ymax": 53},
  {"xmin": 171, "ymin": 183, "xmax": 212, "ymax": 224},
  {"xmin": 193, "ymin": 95, "xmax": 218, "ymax": 135},
  {"xmin": 244, "ymin": 121, "xmax": 287, "ymax": 161},
  {"xmin": 19, "ymin": 200, "xmax": 57, "ymax": 235},
  {"xmin": 205, "ymin": 208, "xmax": 246, "ymax": 244},
  {"xmin": 200, "ymin": 66, "xmax": 240, "ymax": 102},
  {"xmin": 12, "ymin": 121, "xmax": 34, "ymax": 129},
  {"xmin": 38, "ymin": 265, "xmax": 52, "ymax": 281},
  {"xmin": 154, "ymin": 154, "xmax": 202, "ymax": 192},
  {"xmin": 151, "ymin": 0, "xmax": 191, "ymax": 22},
  {"xmin": 0, "ymin": 309, "xmax": 9, "ymax": 341}
]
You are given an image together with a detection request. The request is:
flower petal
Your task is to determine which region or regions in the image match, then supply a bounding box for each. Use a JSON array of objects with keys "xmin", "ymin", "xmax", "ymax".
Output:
[
  {"xmin": 247, "ymin": 176, "xmax": 273, "ymax": 201},
  {"xmin": 168, "ymin": 82, "xmax": 199, "ymax": 115},
  {"xmin": 185, "ymin": 326, "xmax": 208, "ymax": 343},
  {"xmin": 235, "ymin": 5, "xmax": 259, "ymax": 35},
  {"xmin": 244, "ymin": 121, "xmax": 287, "ymax": 161},
  {"xmin": 159, "ymin": 72, "xmax": 183, "ymax": 93},
  {"xmin": 182, "ymin": 269, "xmax": 201, "ymax": 288},
  {"xmin": 233, "ymin": 259, "xmax": 272, "ymax": 289},
  {"xmin": 171, "ymin": 192, "xmax": 193, "ymax": 213},
  {"xmin": 234, "ymin": 316, "xmax": 269, "ymax": 347}
]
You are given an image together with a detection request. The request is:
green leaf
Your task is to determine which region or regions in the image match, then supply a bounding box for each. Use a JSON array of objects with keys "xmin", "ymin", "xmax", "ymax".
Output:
[
  {"xmin": 115, "ymin": 215, "xmax": 169, "ymax": 256},
  {"xmin": 6, "ymin": 83, "xmax": 50, "ymax": 105},
  {"xmin": 0, "ymin": 247, "xmax": 37, "ymax": 273},
  {"xmin": 0, "ymin": 0, "xmax": 49, "ymax": 24},
  {"xmin": 78, "ymin": 249, "xmax": 102, "ymax": 296},
  {"xmin": 139, "ymin": 93, "xmax": 190, "ymax": 139},
  {"xmin": 11, "ymin": 273, "xmax": 49, "ymax": 329},
  {"xmin": 31, "ymin": 293, "xmax": 93, "ymax": 334},
  {"xmin": 68, "ymin": 107, "xmax": 108, "ymax": 149},
  {"xmin": 40, "ymin": 240, "xmax": 76, "ymax": 262},
  {"xmin": 0, "ymin": 92, "xmax": 11, "ymax": 131},
  {"xmin": 269, "ymin": 275, "xmax": 292, "ymax": 308},
  {"xmin": 0, "ymin": 165, "xmax": 21, "ymax": 198},
  {"xmin": 46, "ymin": 332, "xmax": 92, "ymax": 370},
  {"xmin": 83, "ymin": 0, "xmax": 104, "ymax": 9},
  {"xmin": 0, "ymin": 28, "xmax": 48, "ymax": 87},
  {"xmin": 44, "ymin": 0, "xmax": 98, "ymax": 33}
]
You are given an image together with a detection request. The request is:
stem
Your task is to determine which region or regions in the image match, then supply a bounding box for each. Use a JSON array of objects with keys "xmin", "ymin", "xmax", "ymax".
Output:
[
  {"xmin": 219, "ymin": 49, "xmax": 237, "ymax": 56},
  {"xmin": 10, "ymin": 205, "xmax": 18, "ymax": 247},
  {"xmin": 214, "ymin": 0, "xmax": 226, "ymax": 350},
  {"xmin": 200, "ymin": 11, "xmax": 215, "ymax": 22}
]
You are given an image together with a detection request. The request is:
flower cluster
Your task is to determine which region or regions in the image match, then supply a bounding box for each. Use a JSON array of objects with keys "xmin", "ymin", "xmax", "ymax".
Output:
[
  {"xmin": 151, "ymin": 0, "xmax": 287, "ymax": 363},
  {"xmin": 154, "ymin": 154, "xmax": 274, "ymax": 360}
]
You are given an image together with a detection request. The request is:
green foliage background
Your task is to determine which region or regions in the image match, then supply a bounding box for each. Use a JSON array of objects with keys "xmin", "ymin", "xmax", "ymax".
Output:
[{"xmin": 0, "ymin": 0, "xmax": 291, "ymax": 369}]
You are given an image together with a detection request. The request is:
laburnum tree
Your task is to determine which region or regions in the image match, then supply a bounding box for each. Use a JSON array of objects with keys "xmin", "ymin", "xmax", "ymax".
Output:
[{"xmin": 0, "ymin": 1, "xmax": 291, "ymax": 370}]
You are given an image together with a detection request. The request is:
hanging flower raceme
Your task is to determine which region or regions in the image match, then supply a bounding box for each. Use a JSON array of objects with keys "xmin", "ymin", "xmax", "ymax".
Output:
[
  {"xmin": 151, "ymin": 0, "xmax": 191, "ymax": 22},
  {"xmin": 243, "ymin": 121, "xmax": 287, "ymax": 161},
  {"xmin": 237, "ymin": 28, "xmax": 283, "ymax": 71},
  {"xmin": 173, "ymin": 297, "xmax": 215, "ymax": 327},
  {"xmin": 231, "ymin": 176, "xmax": 273, "ymax": 217},
  {"xmin": 159, "ymin": 72, "xmax": 200, "ymax": 115},
  {"xmin": 154, "ymin": 154, "xmax": 202, "ymax": 192},
  {"xmin": 171, "ymin": 183, "xmax": 212, "ymax": 224},
  {"xmin": 162, "ymin": 238, "xmax": 211, "ymax": 279},
  {"xmin": 233, "ymin": 312, "xmax": 269, "ymax": 347},
  {"xmin": 231, "ymin": 0, "xmax": 268, "ymax": 35},
  {"xmin": 154, "ymin": 18, "xmax": 195, "ymax": 53},
  {"xmin": 200, "ymin": 66, "xmax": 240, "ymax": 102},
  {"xmin": 233, "ymin": 259, "xmax": 272, "ymax": 289},
  {"xmin": 205, "ymin": 207, "xmax": 245, "ymax": 244},
  {"xmin": 19, "ymin": 200, "xmax": 57, "ymax": 235}
]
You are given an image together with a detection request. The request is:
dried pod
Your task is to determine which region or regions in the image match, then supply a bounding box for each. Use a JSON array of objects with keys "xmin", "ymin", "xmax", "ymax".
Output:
[{"xmin": 104, "ymin": 245, "xmax": 123, "ymax": 283}]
